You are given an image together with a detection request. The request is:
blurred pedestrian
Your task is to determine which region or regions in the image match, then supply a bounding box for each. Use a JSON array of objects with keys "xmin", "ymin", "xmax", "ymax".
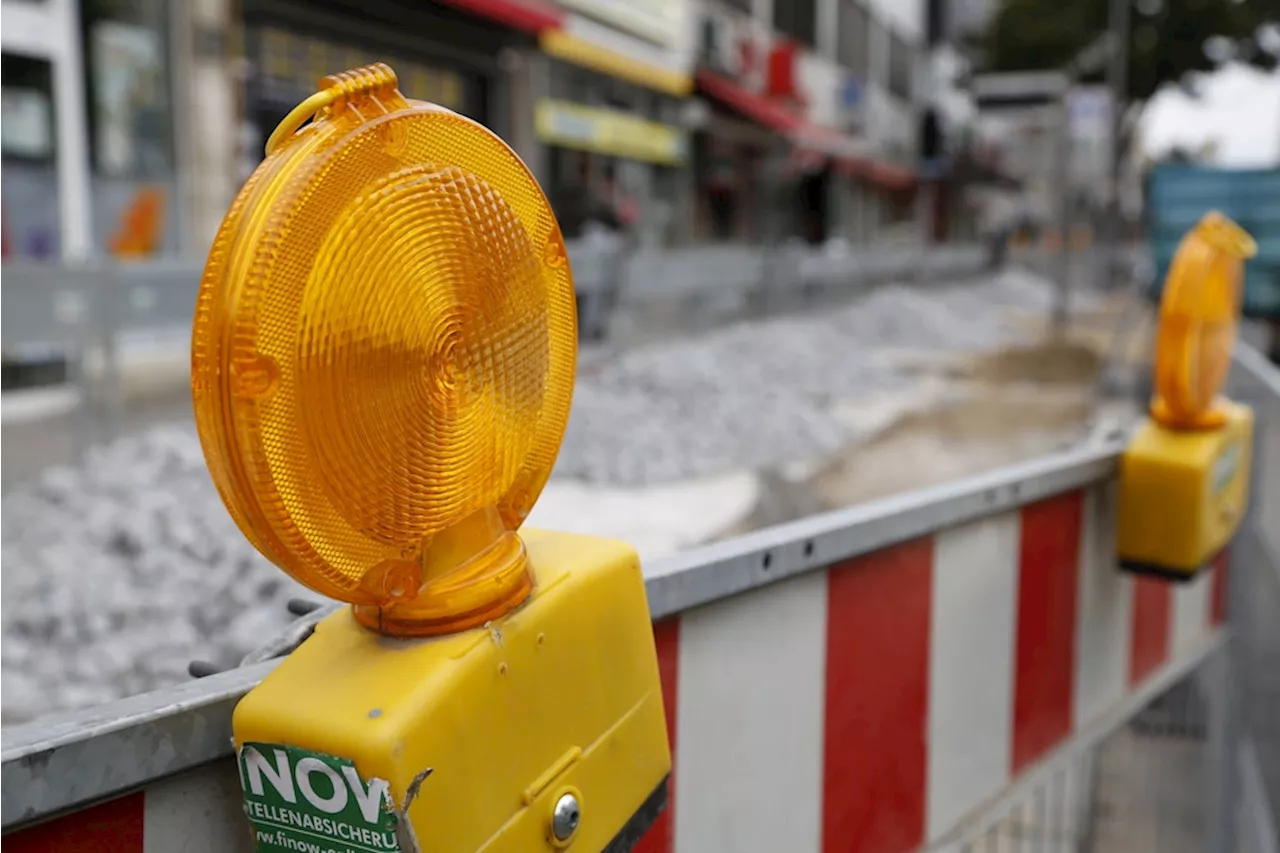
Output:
[{"xmin": 1268, "ymin": 319, "xmax": 1280, "ymax": 365}]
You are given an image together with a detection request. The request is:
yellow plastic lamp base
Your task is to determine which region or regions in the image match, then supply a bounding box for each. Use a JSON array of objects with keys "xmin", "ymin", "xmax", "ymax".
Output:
[
  {"xmin": 1117, "ymin": 401, "xmax": 1252, "ymax": 579},
  {"xmin": 233, "ymin": 530, "xmax": 670, "ymax": 853}
]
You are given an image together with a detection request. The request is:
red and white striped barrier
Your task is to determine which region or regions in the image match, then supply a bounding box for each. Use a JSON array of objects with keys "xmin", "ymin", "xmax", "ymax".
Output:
[
  {"xmin": 5, "ymin": 481, "xmax": 1229, "ymax": 853},
  {"xmin": 632, "ymin": 484, "xmax": 1227, "ymax": 853}
]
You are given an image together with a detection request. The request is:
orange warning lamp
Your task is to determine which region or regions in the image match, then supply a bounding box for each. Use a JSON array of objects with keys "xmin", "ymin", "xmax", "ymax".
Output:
[
  {"xmin": 1151, "ymin": 211, "xmax": 1256, "ymax": 430},
  {"xmin": 191, "ymin": 64, "xmax": 578, "ymax": 636},
  {"xmin": 218, "ymin": 68, "xmax": 669, "ymax": 852},
  {"xmin": 1117, "ymin": 211, "xmax": 1256, "ymax": 580}
]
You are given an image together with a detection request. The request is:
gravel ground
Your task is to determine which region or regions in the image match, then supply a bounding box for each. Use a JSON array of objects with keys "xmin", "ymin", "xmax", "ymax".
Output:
[
  {"xmin": 1, "ymin": 269, "xmax": 1075, "ymax": 724},
  {"xmin": 1, "ymin": 427, "xmax": 311, "ymax": 722},
  {"xmin": 558, "ymin": 271, "xmax": 1065, "ymax": 485}
]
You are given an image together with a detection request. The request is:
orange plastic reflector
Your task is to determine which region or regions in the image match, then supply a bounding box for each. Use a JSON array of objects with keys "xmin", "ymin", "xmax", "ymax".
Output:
[
  {"xmin": 1152, "ymin": 211, "xmax": 1256, "ymax": 430},
  {"xmin": 110, "ymin": 187, "xmax": 165, "ymax": 258},
  {"xmin": 192, "ymin": 64, "xmax": 577, "ymax": 635}
]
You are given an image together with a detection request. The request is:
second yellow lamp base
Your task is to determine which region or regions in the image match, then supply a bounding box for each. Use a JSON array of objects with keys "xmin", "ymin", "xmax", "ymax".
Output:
[{"xmin": 1117, "ymin": 401, "xmax": 1252, "ymax": 580}]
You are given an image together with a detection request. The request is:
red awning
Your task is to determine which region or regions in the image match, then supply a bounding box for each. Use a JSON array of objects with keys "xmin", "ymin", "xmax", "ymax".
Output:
[
  {"xmin": 432, "ymin": 0, "xmax": 563, "ymax": 34},
  {"xmin": 697, "ymin": 69, "xmax": 916, "ymax": 190},
  {"xmin": 866, "ymin": 161, "xmax": 916, "ymax": 191},
  {"xmin": 695, "ymin": 70, "xmax": 802, "ymax": 134}
]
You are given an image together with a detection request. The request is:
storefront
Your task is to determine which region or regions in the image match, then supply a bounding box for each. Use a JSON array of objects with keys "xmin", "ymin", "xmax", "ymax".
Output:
[
  {"xmin": 240, "ymin": 0, "xmax": 529, "ymax": 177},
  {"xmin": 690, "ymin": 6, "xmax": 778, "ymax": 244},
  {"xmin": 2, "ymin": 0, "xmax": 177, "ymax": 259},
  {"xmin": 691, "ymin": 111, "xmax": 774, "ymax": 243},
  {"xmin": 692, "ymin": 5, "xmax": 884, "ymax": 246},
  {"xmin": 538, "ymin": 60, "xmax": 691, "ymax": 248}
]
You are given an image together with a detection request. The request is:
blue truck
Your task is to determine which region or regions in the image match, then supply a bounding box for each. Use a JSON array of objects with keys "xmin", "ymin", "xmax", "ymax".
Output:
[{"xmin": 1146, "ymin": 163, "xmax": 1280, "ymax": 361}]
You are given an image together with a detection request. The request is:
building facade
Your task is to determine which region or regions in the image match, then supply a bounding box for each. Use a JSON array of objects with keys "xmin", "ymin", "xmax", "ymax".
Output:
[
  {"xmin": 0, "ymin": 0, "xmax": 930, "ymax": 260},
  {"xmin": 688, "ymin": 0, "xmax": 924, "ymax": 246},
  {"xmin": 521, "ymin": 0, "xmax": 698, "ymax": 249}
]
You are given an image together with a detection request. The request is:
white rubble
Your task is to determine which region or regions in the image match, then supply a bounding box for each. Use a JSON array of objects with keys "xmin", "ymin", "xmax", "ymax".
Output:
[
  {"xmin": 1, "ymin": 269, "xmax": 1071, "ymax": 724},
  {"xmin": 556, "ymin": 270, "xmax": 1061, "ymax": 485},
  {"xmin": 0, "ymin": 426, "xmax": 314, "ymax": 723},
  {"xmin": 527, "ymin": 471, "xmax": 760, "ymax": 560}
]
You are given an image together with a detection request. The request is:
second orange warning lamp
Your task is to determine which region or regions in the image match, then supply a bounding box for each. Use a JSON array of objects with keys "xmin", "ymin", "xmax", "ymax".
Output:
[{"xmin": 1117, "ymin": 211, "xmax": 1257, "ymax": 580}]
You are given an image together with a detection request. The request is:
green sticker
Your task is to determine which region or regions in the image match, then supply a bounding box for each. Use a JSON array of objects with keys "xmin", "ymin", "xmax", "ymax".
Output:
[
  {"xmin": 1213, "ymin": 442, "xmax": 1241, "ymax": 494},
  {"xmin": 239, "ymin": 742, "xmax": 401, "ymax": 853}
]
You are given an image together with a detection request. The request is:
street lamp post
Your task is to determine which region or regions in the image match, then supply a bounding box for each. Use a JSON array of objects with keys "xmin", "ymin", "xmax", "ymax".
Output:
[{"xmin": 1106, "ymin": 0, "xmax": 1131, "ymax": 289}]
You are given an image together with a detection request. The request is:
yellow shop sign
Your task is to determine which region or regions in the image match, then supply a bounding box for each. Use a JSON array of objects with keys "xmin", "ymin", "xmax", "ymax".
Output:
[{"xmin": 535, "ymin": 99, "xmax": 689, "ymax": 166}]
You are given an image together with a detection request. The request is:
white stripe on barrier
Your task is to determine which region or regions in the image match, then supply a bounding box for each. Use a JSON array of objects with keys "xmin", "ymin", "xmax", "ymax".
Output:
[
  {"xmin": 1172, "ymin": 569, "xmax": 1213, "ymax": 655},
  {"xmin": 926, "ymin": 512, "xmax": 1020, "ymax": 842},
  {"xmin": 1073, "ymin": 482, "xmax": 1132, "ymax": 728},
  {"xmin": 674, "ymin": 570, "xmax": 827, "ymax": 853},
  {"xmin": 143, "ymin": 762, "xmax": 248, "ymax": 852}
]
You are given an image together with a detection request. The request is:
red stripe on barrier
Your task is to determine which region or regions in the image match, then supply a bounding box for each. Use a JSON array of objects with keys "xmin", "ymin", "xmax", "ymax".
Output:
[
  {"xmin": 1210, "ymin": 550, "xmax": 1230, "ymax": 626},
  {"xmin": 6, "ymin": 792, "xmax": 145, "ymax": 853},
  {"xmin": 1129, "ymin": 576, "xmax": 1172, "ymax": 685},
  {"xmin": 635, "ymin": 617, "xmax": 680, "ymax": 853},
  {"xmin": 1012, "ymin": 492, "xmax": 1082, "ymax": 773},
  {"xmin": 822, "ymin": 539, "xmax": 932, "ymax": 853}
]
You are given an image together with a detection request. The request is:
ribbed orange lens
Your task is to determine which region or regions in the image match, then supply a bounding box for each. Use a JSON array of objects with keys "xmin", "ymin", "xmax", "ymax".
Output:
[
  {"xmin": 192, "ymin": 65, "xmax": 577, "ymax": 635},
  {"xmin": 1152, "ymin": 211, "xmax": 1255, "ymax": 430}
]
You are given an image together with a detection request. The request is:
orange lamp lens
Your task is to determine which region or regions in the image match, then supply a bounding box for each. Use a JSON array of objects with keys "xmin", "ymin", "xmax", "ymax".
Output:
[
  {"xmin": 191, "ymin": 65, "xmax": 577, "ymax": 635},
  {"xmin": 1152, "ymin": 211, "xmax": 1255, "ymax": 430}
]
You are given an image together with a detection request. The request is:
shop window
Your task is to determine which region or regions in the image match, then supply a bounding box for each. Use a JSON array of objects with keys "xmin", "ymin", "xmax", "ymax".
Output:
[
  {"xmin": 1, "ymin": 55, "xmax": 56, "ymax": 164},
  {"xmin": 2, "ymin": 53, "xmax": 59, "ymax": 259},
  {"xmin": 773, "ymin": 0, "xmax": 817, "ymax": 49},
  {"xmin": 837, "ymin": 0, "xmax": 870, "ymax": 77},
  {"xmin": 885, "ymin": 189, "xmax": 914, "ymax": 224},
  {"xmin": 925, "ymin": 0, "xmax": 946, "ymax": 45},
  {"xmin": 567, "ymin": 63, "xmax": 598, "ymax": 105},
  {"xmin": 888, "ymin": 30, "xmax": 913, "ymax": 101},
  {"xmin": 82, "ymin": 0, "xmax": 173, "ymax": 178},
  {"xmin": 248, "ymin": 25, "xmax": 479, "ymax": 151},
  {"xmin": 547, "ymin": 147, "xmax": 596, "ymax": 240},
  {"xmin": 603, "ymin": 76, "xmax": 642, "ymax": 113},
  {"xmin": 655, "ymin": 94, "xmax": 682, "ymax": 127}
]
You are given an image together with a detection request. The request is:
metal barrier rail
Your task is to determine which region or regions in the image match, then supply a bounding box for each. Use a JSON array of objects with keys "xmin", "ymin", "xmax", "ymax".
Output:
[
  {"xmin": 1, "ymin": 258, "xmax": 203, "ymax": 356},
  {"xmin": 1, "ymin": 242, "xmax": 991, "ymax": 454},
  {"xmin": 1, "ymin": 242, "xmax": 992, "ymax": 360},
  {"xmin": 616, "ymin": 242, "xmax": 990, "ymax": 311},
  {"xmin": 1, "ymin": 435, "xmax": 1117, "ymax": 831}
]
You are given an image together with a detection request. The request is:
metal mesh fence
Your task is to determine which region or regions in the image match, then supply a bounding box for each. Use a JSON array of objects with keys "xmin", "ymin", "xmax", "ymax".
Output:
[{"xmin": 950, "ymin": 669, "xmax": 1219, "ymax": 853}]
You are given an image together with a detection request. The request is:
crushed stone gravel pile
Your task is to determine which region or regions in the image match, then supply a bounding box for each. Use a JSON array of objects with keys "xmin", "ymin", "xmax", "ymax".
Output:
[
  {"xmin": 1, "ymin": 425, "xmax": 310, "ymax": 722},
  {"xmin": 557, "ymin": 271, "xmax": 1066, "ymax": 485},
  {"xmin": 1, "ymin": 269, "xmax": 1070, "ymax": 723}
]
